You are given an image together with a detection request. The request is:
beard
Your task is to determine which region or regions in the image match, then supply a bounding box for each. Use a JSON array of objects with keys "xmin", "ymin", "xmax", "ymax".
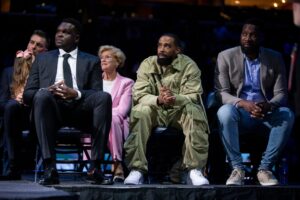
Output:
[
  {"xmin": 157, "ymin": 56, "xmax": 174, "ymax": 66},
  {"xmin": 241, "ymin": 44, "xmax": 260, "ymax": 55}
]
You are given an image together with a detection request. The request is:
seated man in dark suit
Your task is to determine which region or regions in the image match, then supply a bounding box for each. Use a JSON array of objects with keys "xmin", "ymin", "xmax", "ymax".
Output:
[{"xmin": 23, "ymin": 18, "xmax": 112, "ymax": 185}]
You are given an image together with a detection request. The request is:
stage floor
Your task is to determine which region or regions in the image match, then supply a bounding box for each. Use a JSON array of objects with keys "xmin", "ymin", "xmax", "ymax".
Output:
[
  {"xmin": 0, "ymin": 180, "xmax": 76, "ymax": 200},
  {"xmin": 1, "ymin": 182, "xmax": 300, "ymax": 200},
  {"xmin": 57, "ymin": 183, "xmax": 300, "ymax": 200},
  {"xmin": 1, "ymin": 173, "xmax": 300, "ymax": 200}
]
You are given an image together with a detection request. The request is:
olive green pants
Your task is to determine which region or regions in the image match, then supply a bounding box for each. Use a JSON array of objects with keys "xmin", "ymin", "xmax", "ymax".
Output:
[{"xmin": 124, "ymin": 103, "xmax": 209, "ymax": 173}]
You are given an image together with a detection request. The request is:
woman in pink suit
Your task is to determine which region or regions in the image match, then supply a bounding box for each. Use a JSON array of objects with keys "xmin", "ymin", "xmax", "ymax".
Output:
[{"xmin": 99, "ymin": 45, "xmax": 134, "ymax": 182}]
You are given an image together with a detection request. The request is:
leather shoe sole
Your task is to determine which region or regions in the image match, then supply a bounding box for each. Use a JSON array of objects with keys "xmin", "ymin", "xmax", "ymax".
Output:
[
  {"xmin": 113, "ymin": 175, "xmax": 125, "ymax": 183},
  {"xmin": 39, "ymin": 177, "xmax": 60, "ymax": 185},
  {"xmin": 39, "ymin": 168, "xmax": 60, "ymax": 185},
  {"xmin": 91, "ymin": 177, "xmax": 113, "ymax": 185}
]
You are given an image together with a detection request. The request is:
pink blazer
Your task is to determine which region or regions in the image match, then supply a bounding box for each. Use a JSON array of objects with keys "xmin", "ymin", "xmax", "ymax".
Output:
[
  {"xmin": 110, "ymin": 73, "xmax": 134, "ymax": 139},
  {"xmin": 83, "ymin": 73, "xmax": 134, "ymax": 161}
]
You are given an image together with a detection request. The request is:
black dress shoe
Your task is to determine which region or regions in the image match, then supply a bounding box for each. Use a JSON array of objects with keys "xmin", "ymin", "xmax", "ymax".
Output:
[
  {"xmin": 113, "ymin": 175, "xmax": 125, "ymax": 183},
  {"xmin": 86, "ymin": 168, "xmax": 113, "ymax": 185},
  {"xmin": 39, "ymin": 168, "xmax": 59, "ymax": 185}
]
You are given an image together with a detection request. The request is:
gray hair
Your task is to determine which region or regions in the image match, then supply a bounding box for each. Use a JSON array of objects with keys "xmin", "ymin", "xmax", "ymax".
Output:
[{"xmin": 98, "ymin": 45, "xmax": 126, "ymax": 68}]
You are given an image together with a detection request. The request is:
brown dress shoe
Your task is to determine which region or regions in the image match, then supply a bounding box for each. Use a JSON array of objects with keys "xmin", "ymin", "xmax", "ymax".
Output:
[
  {"xmin": 86, "ymin": 168, "xmax": 113, "ymax": 185},
  {"xmin": 113, "ymin": 162, "xmax": 124, "ymax": 182}
]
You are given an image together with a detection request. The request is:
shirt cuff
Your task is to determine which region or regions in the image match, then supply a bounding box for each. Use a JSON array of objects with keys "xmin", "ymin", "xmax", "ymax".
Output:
[
  {"xmin": 75, "ymin": 89, "xmax": 81, "ymax": 100},
  {"xmin": 234, "ymin": 100, "xmax": 241, "ymax": 108}
]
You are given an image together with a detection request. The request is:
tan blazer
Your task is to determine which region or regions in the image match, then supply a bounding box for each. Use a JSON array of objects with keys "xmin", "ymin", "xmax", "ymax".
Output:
[{"xmin": 214, "ymin": 46, "xmax": 288, "ymax": 107}]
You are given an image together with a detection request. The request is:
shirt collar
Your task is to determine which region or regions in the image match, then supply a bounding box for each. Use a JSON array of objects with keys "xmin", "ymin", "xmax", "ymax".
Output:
[
  {"xmin": 152, "ymin": 54, "xmax": 183, "ymax": 74},
  {"xmin": 170, "ymin": 54, "xmax": 182, "ymax": 71},
  {"xmin": 243, "ymin": 49, "xmax": 261, "ymax": 64},
  {"xmin": 59, "ymin": 48, "xmax": 78, "ymax": 59}
]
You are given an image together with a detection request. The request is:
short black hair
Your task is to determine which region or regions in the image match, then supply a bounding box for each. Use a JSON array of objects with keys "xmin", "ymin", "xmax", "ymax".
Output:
[
  {"xmin": 62, "ymin": 18, "xmax": 82, "ymax": 35},
  {"xmin": 244, "ymin": 18, "xmax": 264, "ymax": 32},
  {"xmin": 161, "ymin": 33, "xmax": 183, "ymax": 49},
  {"xmin": 32, "ymin": 29, "xmax": 50, "ymax": 48}
]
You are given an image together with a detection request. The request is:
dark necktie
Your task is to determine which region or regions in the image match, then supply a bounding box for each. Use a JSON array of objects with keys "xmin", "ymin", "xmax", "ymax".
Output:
[{"xmin": 63, "ymin": 54, "xmax": 73, "ymax": 88}]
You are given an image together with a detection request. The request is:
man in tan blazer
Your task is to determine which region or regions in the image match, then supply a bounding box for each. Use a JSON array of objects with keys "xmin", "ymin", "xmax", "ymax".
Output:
[{"xmin": 215, "ymin": 19, "xmax": 294, "ymax": 186}]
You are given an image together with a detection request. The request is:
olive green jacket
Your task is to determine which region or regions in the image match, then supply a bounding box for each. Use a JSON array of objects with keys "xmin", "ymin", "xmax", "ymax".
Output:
[{"xmin": 133, "ymin": 54, "xmax": 206, "ymax": 111}]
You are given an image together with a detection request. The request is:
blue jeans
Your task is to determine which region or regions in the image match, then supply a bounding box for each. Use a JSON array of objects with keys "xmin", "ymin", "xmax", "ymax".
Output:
[{"xmin": 217, "ymin": 104, "xmax": 294, "ymax": 171}]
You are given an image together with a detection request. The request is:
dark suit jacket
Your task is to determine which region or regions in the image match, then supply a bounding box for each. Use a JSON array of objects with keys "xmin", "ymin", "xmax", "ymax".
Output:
[
  {"xmin": 0, "ymin": 67, "xmax": 13, "ymax": 114},
  {"xmin": 23, "ymin": 49, "xmax": 102, "ymax": 105},
  {"xmin": 0, "ymin": 67, "xmax": 13, "ymax": 148}
]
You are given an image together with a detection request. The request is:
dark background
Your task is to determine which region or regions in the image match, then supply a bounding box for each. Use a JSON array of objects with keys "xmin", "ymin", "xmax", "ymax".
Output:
[{"xmin": 0, "ymin": 0, "xmax": 298, "ymax": 94}]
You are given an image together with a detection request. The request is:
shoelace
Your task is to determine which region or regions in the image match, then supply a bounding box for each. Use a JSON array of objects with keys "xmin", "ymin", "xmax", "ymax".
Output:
[
  {"xmin": 130, "ymin": 170, "xmax": 141, "ymax": 177},
  {"xmin": 192, "ymin": 169, "xmax": 203, "ymax": 177},
  {"xmin": 231, "ymin": 169, "xmax": 242, "ymax": 179}
]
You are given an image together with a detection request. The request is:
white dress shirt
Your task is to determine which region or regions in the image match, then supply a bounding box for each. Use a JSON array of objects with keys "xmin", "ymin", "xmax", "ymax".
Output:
[{"xmin": 55, "ymin": 48, "xmax": 81, "ymax": 99}]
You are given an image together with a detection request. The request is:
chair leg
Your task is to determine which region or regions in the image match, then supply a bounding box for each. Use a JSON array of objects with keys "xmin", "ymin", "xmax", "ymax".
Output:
[
  {"xmin": 102, "ymin": 153, "xmax": 112, "ymax": 173},
  {"xmin": 34, "ymin": 146, "xmax": 43, "ymax": 183}
]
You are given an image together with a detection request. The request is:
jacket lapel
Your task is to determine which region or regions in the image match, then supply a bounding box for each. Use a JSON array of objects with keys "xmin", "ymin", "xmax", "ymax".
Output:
[
  {"xmin": 49, "ymin": 50, "xmax": 59, "ymax": 85},
  {"xmin": 259, "ymin": 48, "xmax": 268, "ymax": 96},
  {"xmin": 110, "ymin": 73, "xmax": 121, "ymax": 102},
  {"xmin": 233, "ymin": 47, "xmax": 245, "ymax": 94},
  {"xmin": 76, "ymin": 51, "xmax": 84, "ymax": 89}
]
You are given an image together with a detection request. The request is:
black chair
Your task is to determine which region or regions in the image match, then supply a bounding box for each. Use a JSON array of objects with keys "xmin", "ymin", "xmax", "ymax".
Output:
[
  {"xmin": 34, "ymin": 127, "xmax": 112, "ymax": 182},
  {"xmin": 146, "ymin": 126, "xmax": 184, "ymax": 183},
  {"xmin": 54, "ymin": 127, "xmax": 90, "ymax": 173}
]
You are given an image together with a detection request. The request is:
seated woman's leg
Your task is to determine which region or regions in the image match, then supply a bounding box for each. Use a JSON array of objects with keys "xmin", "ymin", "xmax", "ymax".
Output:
[{"xmin": 109, "ymin": 114, "xmax": 125, "ymax": 181}]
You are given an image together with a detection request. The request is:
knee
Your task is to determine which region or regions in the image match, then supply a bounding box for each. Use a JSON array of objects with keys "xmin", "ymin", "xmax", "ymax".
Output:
[
  {"xmin": 4, "ymin": 100, "xmax": 19, "ymax": 111},
  {"xmin": 277, "ymin": 107, "xmax": 295, "ymax": 125},
  {"xmin": 112, "ymin": 115, "xmax": 122, "ymax": 126},
  {"xmin": 94, "ymin": 92, "xmax": 112, "ymax": 107},
  {"xmin": 33, "ymin": 89, "xmax": 53, "ymax": 104},
  {"xmin": 131, "ymin": 105, "xmax": 154, "ymax": 120},
  {"xmin": 101, "ymin": 92, "xmax": 112, "ymax": 103},
  {"xmin": 217, "ymin": 104, "xmax": 237, "ymax": 123}
]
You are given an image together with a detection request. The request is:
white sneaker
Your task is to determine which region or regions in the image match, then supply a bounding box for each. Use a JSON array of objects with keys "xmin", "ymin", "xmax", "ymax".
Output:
[
  {"xmin": 187, "ymin": 169, "xmax": 209, "ymax": 186},
  {"xmin": 124, "ymin": 170, "xmax": 144, "ymax": 185}
]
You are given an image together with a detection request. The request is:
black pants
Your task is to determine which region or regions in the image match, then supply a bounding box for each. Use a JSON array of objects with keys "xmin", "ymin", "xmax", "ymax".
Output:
[
  {"xmin": 33, "ymin": 90, "xmax": 112, "ymax": 163},
  {"xmin": 3, "ymin": 99, "xmax": 31, "ymax": 166}
]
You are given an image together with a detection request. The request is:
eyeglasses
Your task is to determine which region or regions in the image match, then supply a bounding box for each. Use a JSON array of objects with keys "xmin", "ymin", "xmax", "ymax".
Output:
[{"xmin": 100, "ymin": 55, "xmax": 114, "ymax": 61}]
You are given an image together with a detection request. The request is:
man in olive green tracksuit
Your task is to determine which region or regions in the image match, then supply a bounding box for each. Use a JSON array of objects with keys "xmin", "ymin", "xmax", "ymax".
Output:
[{"xmin": 124, "ymin": 33, "xmax": 210, "ymax": 186}]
